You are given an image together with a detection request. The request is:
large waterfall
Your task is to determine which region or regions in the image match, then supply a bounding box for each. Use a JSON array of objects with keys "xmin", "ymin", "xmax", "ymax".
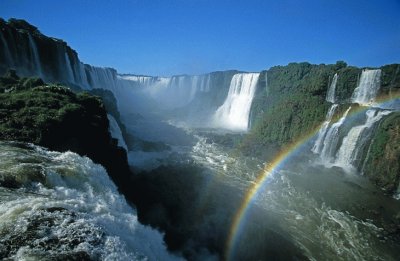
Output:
[
  {"xmin": 107, "ymin": 114, "xmax": 128, "ymax": 151},
  {"xmin": 0, "ymin": 32, "xmax": 12, "ymax": 65},
  {"xmin": 319, "ymin": 106, "xmax": 352, "ymax": 163},
  {"xmin": 326, "ymin": 73, "xmax": 338, "ymax": 103},
  {"xmin": 335, "ymin": 109, "xmax": 391, "ymax": 170},
  {"xmin": 0, "ymin": 24, "xmax": 249, "ymax": 131},
  {"xmin": 313, "ymin": 73, "xmax": 340, "ymax": 154},
  {"xmin": 213, "ymin": 73, "xmax": 260, "ymax": 131},
  {"xmin": 351, "ymin": 69, "xmax": 382, "ymax": 105},
  {"xmin": 118, "ymin": 74, "xmax": 213, "ymax": 109},
  {"xmin": 0, "ymin": 142, "xmax": 182, "ymax": 260},
  {"xmin": 315, "ymin": 68, "xmax": 394, "ymax": 172},
  {"xmin": 312, "ymin": 104, "xmax": 338, "ymax": 154},
  {"xmin": 27, "ymin": 33, "xmax": 42, "ymax": 78},
  {"xmin": 64, "ymin": 51, "xmax": 75, "ymax": 83}
]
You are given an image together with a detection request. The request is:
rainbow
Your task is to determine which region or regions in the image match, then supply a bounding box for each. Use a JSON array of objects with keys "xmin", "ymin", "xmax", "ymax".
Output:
[
  {"xmin": 224, "ymin": 129, "xmax": 318, "ymax": 260},
  {"xmin": 224, "ymin": 97, "xmax": 399, "ymax": 260}
]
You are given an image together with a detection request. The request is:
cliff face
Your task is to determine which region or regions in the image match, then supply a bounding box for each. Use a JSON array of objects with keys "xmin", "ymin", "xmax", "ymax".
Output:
[
  {"xmin": 248, "ymin": 62, "xmax": 400, "ymax": 152},
  {"xmin": 363, "ymin": 112, "xmax": 400, "ymax": 194},
  {"xmin": 0, "ymin": 18, "xmax": 82, "ymax": 88},
  {"xmin": 0, "ymin": 73, "xmax": 132, "ymax": 194},
  {"xmin": 0, "ymin": 18, "xmax": 125, "ymax": 92},
  {"xmin": 244, "ymin": 62, "xmax": 400, "ymax": 196},
  {"xmin": 1, "ymin": 18, "xmax": 400, "ymax": 196},
  {"xmin": 244, "ymin": 62, "xmax": 353, "ymax": 156},
  {"xmin": 167, "ymin": 70, "xmax": 241, "ymax": 125},
  {"xmin": 0, "ymin": 18, "xmax": 241, "ymax": 124}
]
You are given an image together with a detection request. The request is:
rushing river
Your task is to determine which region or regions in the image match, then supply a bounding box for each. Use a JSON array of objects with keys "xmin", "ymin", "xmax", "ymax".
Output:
[
  {"xmin": 2, "ymin": 118, "xmax": 400, "ymax": 260},
  {"xmin": 191, "ymin": 132, "xmax": 400, "ymax": 260},
  {"xmin": 124, "ymin": 115, "xmax": 400, "ymax": 260},
  {"xmin": 0, "ymin": 141, "xmax": 183, "ymax": 261}
]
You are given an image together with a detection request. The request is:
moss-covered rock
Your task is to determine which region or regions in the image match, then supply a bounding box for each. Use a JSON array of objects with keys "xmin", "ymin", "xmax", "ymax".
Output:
[
  {"xmin": 0, "ymin": 73, "xmax": 132, "ymax": 195},
  {"xmin": 363, "ymin": 112, "xmax": 400, "ymax": 194},
  {"xmin": 246, "ymin": 62, "xmax": 343, "ymax": 154},
  {"xmin": 380, "ymin": 64, "xmax": 400, "ymax": 98},
  {"xmin": 245, "ymin": 62, "xmax": 398, "ymax": 156},
  {"xmin": 335, "ymin": 66, "xmax": 361, "ymax": 102},
  {"xmin": 89, "ymin": 88, "xmax": 131, "ymax": 148}
]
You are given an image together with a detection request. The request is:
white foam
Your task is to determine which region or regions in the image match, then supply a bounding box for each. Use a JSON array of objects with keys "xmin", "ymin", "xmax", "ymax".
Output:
[{"xmin": 0, "ymin": 143, "xmax": 184, "ymax": 260}]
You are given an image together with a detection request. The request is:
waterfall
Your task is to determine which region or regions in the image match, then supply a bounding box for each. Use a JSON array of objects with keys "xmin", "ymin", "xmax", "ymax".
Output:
[
  {"xmin": 71, "ymin": 58, "xmax": 83, "ymax": 86},
  {"xmin": 69, "ymin": 61, "xmax": 89, "ymax": 89},
  {"xmin": 27, "ymin": 34, "xmax": 42, "ymax": 78},
  {"xmin": 86, "ymin": 66, "xmax": 117, "ymax": 90},
  {"xmin": 190, "ymin": 75, "xmax": 200, "ymax": 100},
  {"xmin": 64, "ymin": 51, "xmax": 75, "ymax": 83},
  {"xmin": 107, "ymin": 114, "xmax": 128, "ymax": 151},
  {"xmin": 199, "ymin": 74, "xmax": 211, "ymax": 92},
  {"xmin": 351, "ymin": 69, "xmax": 381, "ymax": 105},
  {"xmin": 320, "ymin": 106, "xmax": 352, "ymax": 162},
  {"xmin": 312, "ymin": 104, "xmax": 338, "ymax": 154},
  {"xmin": 326, "ymin": 73, "xmax": 338, "ymax": 103},
  {"xmin": 0, "ymin": 32, "xmax": 13, "ymax": 65},
  {"xmin": 334, "ymin": 109, "xmax": 391, "ymax": 169},
  {"xmin": 315, "ymin": 68, "xmax": 393, "ymax": 172},
  {"xmin": 395, "ymin": 184, "xmax": 400, "ymax": 200},
  {"xmin": 121, "ymin": 75, "xmax": 155, "ymax": 86},
  {"xmin": 81, "ymin": 63, "xmax": 91, "ymax": 88},
  {"xmin": 120, "ymin": 74, "xmax": 214, "ymax": 109},
  {"xmin": 213, "ymin": 73, "xmax": 260, "ymax": 131},
  {"xmin": 0, "ymin": 142, "xmax": 182, "ymax": 260}
]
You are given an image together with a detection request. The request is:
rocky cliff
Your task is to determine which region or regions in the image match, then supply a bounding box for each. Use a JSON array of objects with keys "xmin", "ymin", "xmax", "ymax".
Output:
[
  {"xmin": 245, "ymin": 61, "xmax": 400, "ymax": 196},
  {"xmin": 1, "ymin": 18, "xmax": 400, "ymax": 196},
  {"xmin": 0, "ymin": 72, "xmax": 132, "ymax": 195}
]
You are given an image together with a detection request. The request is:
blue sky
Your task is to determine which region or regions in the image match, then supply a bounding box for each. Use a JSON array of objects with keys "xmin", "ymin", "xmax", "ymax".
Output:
[{"xmin": 1, "ymin": 0, "xmax": 399, "ymax": 76}]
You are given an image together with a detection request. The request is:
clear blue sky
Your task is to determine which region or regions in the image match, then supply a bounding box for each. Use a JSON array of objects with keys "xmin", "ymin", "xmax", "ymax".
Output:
[{"xmin": 1, "ymin": 0, "xmax": 399, "ymax": 76}]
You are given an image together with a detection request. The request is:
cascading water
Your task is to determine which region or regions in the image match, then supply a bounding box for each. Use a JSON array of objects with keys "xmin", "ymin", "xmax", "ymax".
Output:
[
  {"xmin": 0, "ymin": 32, "xmax": 12, "ymax": 65},
  {"xmin": 78, "ymin": 63, "xmax": 90, "ymax": 88},
  {"xmin": 395, "ymin": 184, "xmax": 400, "ymax": 200},
  {"xmin": 27, "ymin": 34, "xmax": 42, "ymax": 78},
  {"xmin": 316, "ymin": 68, "xmax": 393, "ymax": 171},
  {"xmin": 351, "ymin": 69, "xmax": 381, "ymax": 105},
  {"xmin": 326, "ymin": 73, "xmax": 338, "ymax": 103},
  {"xmin": 1, "ymin": 26, "xmax": 220, "ymax": 115},
  {"xmin": 107, "ymin": 114, "xmax": 128, "ymax": 151},
  {"xmin": 119, "ymin": 74, "xmax": 212, "ymax": 109},
  {"xmin": 64, "ymin": 51, "xmax": 75, "ymax": 83},
  {"xmin": 312, "ymin": 104, "xmax": 338, "ymax": 154},
  {"xmin": 319, "ymin": 107, "xmax": 352, "ymax": 163},
  {"xmin": 334, "ymin": 109, "xmax": 391, "ymax": 170},
  {"xmin": 0, "ymin": 142, "xmax": 182, "ymax": 260},
  {"xmin": 120, "ymin": 75, "xmax": 156, "ymax": 87},
  {"xmin": 86, "ymin": 66, "xmax": 118, "ymax": 90},
  {"xmin": 313, "ymin": 72, "xmax": 340, "ymax": 154},
  {"xmin": 213, "ymin": 73, "xmax": 260, "ymax": 131}
]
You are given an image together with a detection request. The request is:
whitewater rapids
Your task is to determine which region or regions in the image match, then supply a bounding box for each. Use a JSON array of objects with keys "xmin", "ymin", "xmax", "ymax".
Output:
[
  {"xmin": 0, "ymin": 141, "xmax": 183, "ymax": 261},
  {"xmin": 186, "ymin": 132, "xmax": 400, "ymax": 260}
]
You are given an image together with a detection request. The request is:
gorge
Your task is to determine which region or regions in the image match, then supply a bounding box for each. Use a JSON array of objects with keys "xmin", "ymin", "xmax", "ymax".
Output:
[{"xmin": 1, "ymin": 18, "xmax": 400, "ymax": 261}]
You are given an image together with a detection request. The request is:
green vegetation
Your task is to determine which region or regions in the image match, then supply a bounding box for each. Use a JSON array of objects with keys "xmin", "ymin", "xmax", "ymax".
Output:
[
  {"xmin": 335, "ymin": 66, "xmax": 361, "ymax": 101},
  {"xmin": 0, "ymin": 70, "xmax": 45, "ymax": 92},
  {"xmin": 242, "ymin": 62, "xmax": 360, "ymax": 157},
  {"xmin": 0, "ymin": 71, "xmax": 133, "ymax": 196},
  {"xmin": 242, "ymin": 62, "xmax": 400, "ymax": 194},
  {"xmin": 0, "ymin": 73, "xmax": 108, "ymax": 151},
  {"xmin": 5, "ymin": 18, "xmax": 41, "ymax": 35},
  {"xmin": 380, "ymin": 64, "xmax": 400, "ymax": 97},
  {"xmin": 363, "ymin": 112, "xmax": 400, "ymax": 194}
]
